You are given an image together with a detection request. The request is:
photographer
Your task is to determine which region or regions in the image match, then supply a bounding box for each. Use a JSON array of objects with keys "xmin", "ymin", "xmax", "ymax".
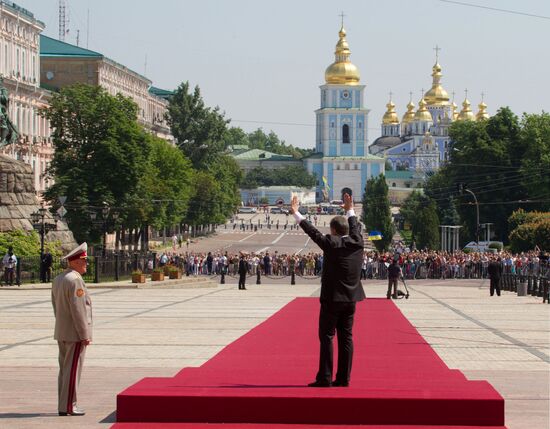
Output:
[
  {"xmin": 387, "ymin": 258, "xmax": 402, "ymax": 299},
  {"xmin": 2, "ymin": 246, "xmax": 17, "ymax": 286}
]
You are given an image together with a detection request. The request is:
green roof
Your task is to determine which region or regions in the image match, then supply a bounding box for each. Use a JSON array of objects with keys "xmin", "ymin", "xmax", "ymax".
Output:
[
  {"xmin": 384, "ymin": 170, "xmax": 427, "ymax": 180},
  {"xmin": 149, "ymin": 86, "xmax": 174, "ymax": 100},
  {"xmin": 231, "ymin": 149, "xmax": 297, "ymax": 162},
  {"xmin": 40, "ymin": 35, "xmax": 103, "ymax": 58},
  {"xmin": 384, "ymin": 170, "xmax": 415, "ymax": 180}
]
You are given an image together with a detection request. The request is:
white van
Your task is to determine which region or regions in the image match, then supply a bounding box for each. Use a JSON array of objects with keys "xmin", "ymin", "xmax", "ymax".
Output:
[
  {"xmin": 463, "ymin": 241, "xmax": 503, "ymax": 253},
  {"xmin": 238, "ymin": 207, "xmax": 257, "ymax": 214}
]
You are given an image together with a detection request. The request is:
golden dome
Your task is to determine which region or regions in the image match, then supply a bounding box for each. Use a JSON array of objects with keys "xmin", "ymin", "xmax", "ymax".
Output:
[
  {"xmin": 476, "ymin": 99, "xmax": 489, "ymax": 121},
  {"xmin": 457, "ymin": 97, "xmax": 475, "ymax": 121},
  {"xmin": 451, "ymin": 101, "xmax": 459, "ymax": 120},
  {"xmin": 414, "ymin": 97, "xmax": 433, "ymax": 122},
  {"xmin": 382, "ymin": 99, "xmax": 399, "ymax": 124},
  {"xmin": 402, "ymin": 100, "xmax": 416, "ymax": 124},
  {"xmin": 325, "ymin": 25, "xmax": 361, "ymax": 85},
  {"xmin": 424, "ymin": 62, "xmax": 450, "ymax": 106}
]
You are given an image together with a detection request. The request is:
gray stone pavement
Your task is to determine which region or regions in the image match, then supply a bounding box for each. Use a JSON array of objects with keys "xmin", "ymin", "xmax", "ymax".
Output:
[{"xmin": 0, "ymin": 279, "xmax": 548, "ymax": 428}]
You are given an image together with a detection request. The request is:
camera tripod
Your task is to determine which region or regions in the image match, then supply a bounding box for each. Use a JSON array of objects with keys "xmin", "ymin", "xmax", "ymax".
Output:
[{"xmin": 395, "ymin": 275, "xmax": 410, "ymax": 299}]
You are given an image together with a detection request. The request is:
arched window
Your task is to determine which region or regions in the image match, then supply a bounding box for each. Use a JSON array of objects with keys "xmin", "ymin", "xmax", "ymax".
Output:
[{"xmin": 342, "ymin": 124, "xmax": 350, "ymax": 143}]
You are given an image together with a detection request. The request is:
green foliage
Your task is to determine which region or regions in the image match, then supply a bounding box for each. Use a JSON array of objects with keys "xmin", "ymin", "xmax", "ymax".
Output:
[
  {"xmin": 508, "ymin": 209, "xmax": 550, "ymax": 252},
  {"xmin": 241, "ymin": 166, "xmax": 317, "ymax": 188},
  {"xmin": 426, "ymin": 108, "xmax": 549, "ymax": 244},
  {"xmin": 400, "ymin": 191, "xmax": 440, "ymax": 250},
  {"xmin": 362, "ymin": 174, "xmax": 394, "ymax": 251},
  {"xmin": 139, "ymin": 136, "xmax": 194, "ymax": 230},
  {"xmin": 167, "ymin": 81, "xmax": 229, "ymax": 168},
  {"xmin": 244, "ymin": 128, "xmax": 313, "ymax": 159},
  {"xmin": 41, "ymin": 84, "xmax": 150, "ymax": 244},
  {"xmin": 259, "ymin": 197, "xmax": 269, "ymax": 205},
  {"xmin": 488, "ymin": 242, "xmax": 503, "ymax": 251},
  {"xmin": 0, "ymin": 230, "xmax": 62, "ymax": 257}
]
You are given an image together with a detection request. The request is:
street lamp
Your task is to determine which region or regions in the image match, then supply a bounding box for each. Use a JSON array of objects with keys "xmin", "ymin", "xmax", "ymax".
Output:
[
  {"xmin": 31, "ymin": 203, "xmax": 58, "ymax": 282},
  {"xmin": 459, "ymin": 184, "xmax": 480, "ymax": 246},
  {"xmin": 89, "ymin": 203, "xmax": 116, "ymax": 257}
]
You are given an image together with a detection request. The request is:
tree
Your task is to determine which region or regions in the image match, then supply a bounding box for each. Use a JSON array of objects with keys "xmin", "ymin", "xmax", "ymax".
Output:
[
  {"xmin": 415, "ymin": 199, "xmax": 440, "ymax": 250},
  {"xmin": 508, "ymin": 209, "xmax": 550, "ymax": 252},
  {"xmin": 41, "ymin": 84, "xmax": 150, "ymax": 244},
  {"xmin": 241, "ymin": 166, "xmax": 317, "ymax": 188},
  {"xmin": 166, "ymin": 81, "xmax": 229, "ymax": 168},
  {"xmin": 400, "ymin": 191, "xmax": 440, "ymax": 250},
  {"xmin": 362, "ymin": 174, "xmax": 394, "ymax": 251},
  {"xmin": 246, "ymin": 128, "xmax": 313, "ymax": 159},
  {"xmin": 426, "ymin": 107, "xmax": 550, "ymax": 244}
]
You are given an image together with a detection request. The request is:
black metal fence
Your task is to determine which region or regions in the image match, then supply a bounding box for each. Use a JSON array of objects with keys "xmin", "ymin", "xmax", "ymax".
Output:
[{"xmin": 4, "ymin": 252, "xmax": 155, "ymax": 285}]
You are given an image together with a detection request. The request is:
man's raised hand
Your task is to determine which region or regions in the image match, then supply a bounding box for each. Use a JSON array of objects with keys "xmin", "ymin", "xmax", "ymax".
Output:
[
  {"xmin": 343, "ymin": 193, "xmax": 353, "ymax": 212},
  {"xmin": 290, "ymin": 195, "xmax": 300, "ymax": 214}
]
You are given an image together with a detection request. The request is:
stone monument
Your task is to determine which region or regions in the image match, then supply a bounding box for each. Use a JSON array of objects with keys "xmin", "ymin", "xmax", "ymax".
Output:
[{"xmin": 0, "ymin": 79, "xmax": 76, "ymax": 251}]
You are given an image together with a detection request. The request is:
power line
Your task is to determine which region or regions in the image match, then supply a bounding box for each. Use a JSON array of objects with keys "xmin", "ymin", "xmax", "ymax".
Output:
[
  {"xmin": 231, "ymin": 119, "xmax": 380, "ymax": 131},
  {"xmin": 436, "ymin": 0, "xmax": 550, "ymax": 20}
]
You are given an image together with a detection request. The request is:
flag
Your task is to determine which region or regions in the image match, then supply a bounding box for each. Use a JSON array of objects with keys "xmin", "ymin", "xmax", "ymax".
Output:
[
  {"xmin": 368, "ymin": 231, "xmax": 383, "ymax": 241},
  {"xmin": 322, "ymin": 176, "xmax": 330, "ymax": 190}
]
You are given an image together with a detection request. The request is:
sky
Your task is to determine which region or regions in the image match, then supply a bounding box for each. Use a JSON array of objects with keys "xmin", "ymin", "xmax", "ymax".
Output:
[{"xmin": 19, "ymin": 0, "xmax": 550, "ymax": 149}]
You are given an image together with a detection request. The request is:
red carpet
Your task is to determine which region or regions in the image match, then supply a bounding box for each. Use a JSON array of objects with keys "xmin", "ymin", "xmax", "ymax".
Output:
[{"xmin": 114, "ymin": 298, "xmax": 505, "ymax": 427}]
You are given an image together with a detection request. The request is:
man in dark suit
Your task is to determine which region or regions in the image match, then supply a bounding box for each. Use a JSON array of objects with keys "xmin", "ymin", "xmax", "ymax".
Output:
[
  {"xmin": 238, "ymin": 252, "xmax": 249, "ymax": 290},
  {"xmin": 290, "ymin": 193, "xmax": 365, "ymax": 387},
  {"xmin": 487, "ymin": 257, "xmax": 503, "ymax": 296}
]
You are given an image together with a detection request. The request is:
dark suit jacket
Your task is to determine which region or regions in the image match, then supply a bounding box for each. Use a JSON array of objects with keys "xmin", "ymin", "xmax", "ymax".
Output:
[
  {"xmin": 238, "ymin": 259, "xmax": 248, "ymax": 275},
  {"xmin": 299, "ymin": 216, "xmax": 366, "ymax": 303},
  {"xmin": 487, "ymin": 261, "xmax": 502, "ymax": 279}
]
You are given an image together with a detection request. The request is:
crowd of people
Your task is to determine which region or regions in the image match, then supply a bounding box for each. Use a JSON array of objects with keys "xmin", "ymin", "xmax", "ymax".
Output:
[{"xmin": 152, "ymin": 248, "xmax": 548, "ymax": 280}]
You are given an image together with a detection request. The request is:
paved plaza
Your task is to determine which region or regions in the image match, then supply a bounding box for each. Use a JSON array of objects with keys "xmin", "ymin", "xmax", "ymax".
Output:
[{"xmin": 0, "ymin": 278, "xmax": 548, "ymax": 429}]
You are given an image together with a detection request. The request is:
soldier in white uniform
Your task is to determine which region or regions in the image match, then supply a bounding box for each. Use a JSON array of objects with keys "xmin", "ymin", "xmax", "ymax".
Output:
[{"xmin": 51, "ymin": 242, "xmax": 92, "ymax": 416}]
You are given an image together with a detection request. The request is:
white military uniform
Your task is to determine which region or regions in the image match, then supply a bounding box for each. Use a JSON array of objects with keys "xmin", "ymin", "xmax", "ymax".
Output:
[{"xmin": 51, "ymin": 243, "xmax": 92, "ymax": 414}]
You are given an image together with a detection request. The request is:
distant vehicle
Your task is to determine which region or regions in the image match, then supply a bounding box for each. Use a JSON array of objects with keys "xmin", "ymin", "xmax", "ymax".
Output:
[
  {"xmin": 330, "ymin": 199, "xmax": 343, "ymax": 206},
  {"xmin": 463, "ymin": 241, "xmax": 503, "ymax": 253},
  {"xmin": 238, "ymin": 207, "xmax": 257, "ymax": 214},
  {"xmin": 270, "ymin": 207, "xmax": 283, "ymax": 214}
]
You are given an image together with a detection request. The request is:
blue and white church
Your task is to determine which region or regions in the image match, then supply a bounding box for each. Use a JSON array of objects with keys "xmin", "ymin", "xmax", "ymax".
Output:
[
  {"xmin": 304, "ymin": 24, "xmax": 385, "ymax": 202},
  {"xmin": 369, "ymin": 50, "xmax": 490, "ymax": 172}
]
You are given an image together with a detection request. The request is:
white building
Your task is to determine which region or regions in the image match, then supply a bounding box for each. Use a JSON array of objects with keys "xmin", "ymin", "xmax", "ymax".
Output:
[{"xmin": 0, "ymin": 1, "xmax": 54, "ymax": 193}]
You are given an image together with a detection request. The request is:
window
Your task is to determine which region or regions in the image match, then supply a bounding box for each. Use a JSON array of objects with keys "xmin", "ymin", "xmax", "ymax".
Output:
[
  {"xmin": 345, "ymin": 163, "xmax": 350, "ymax": 170},
  {"xmin": 336, "ymin": 165, "xmax": 340, "ymax": 170},
  {"xmin": 392, "ymin": 183, "xmax": 396, "ymax": 187},
  {"xmin": 342, "ymin": 124, "xmax": 350, "ymax": 143},
  {"xmin": 354, "ymin": 164, "xmax": 358, "ymax": 170}
]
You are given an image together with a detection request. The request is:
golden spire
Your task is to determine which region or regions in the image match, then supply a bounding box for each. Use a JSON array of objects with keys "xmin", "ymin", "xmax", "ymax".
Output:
[
  {"xmin": 451, "ymin": 91, "xmax": 459, "ymax": 120},
  {"xmin": 476, "ymin": 92, "xmax": 489, "ymax": 121},
  {"xmin": 424, "ymin": 45, "xmax": 450, "ymax": 106},
  {"xmin": 382, "ymin": 91, "xmax": 399, "ymax": 124},
  {"xmin": 414, "ymin": 91, "xmax": 433, "ymax": 122},
  {"xmin": 402, "ymin": 91, "xmax": 416, "ymax": 124},
  {"xmin": 324, "ymin": 13, "xmax": 360, "ymax": 85},
  {"xmin": 457, "ymin": 89, "xmax": 475, "ymax": 121}
]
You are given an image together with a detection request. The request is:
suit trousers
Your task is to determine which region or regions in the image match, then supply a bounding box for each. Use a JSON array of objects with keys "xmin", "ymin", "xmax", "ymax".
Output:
[
  {"xmin": 387, "ymin": 278, "xmax": 398, "ymax": 296},
  {"xmin": 490, "ymin": 277, "xmax": 501, "ymax": 296},
  {"xmin": 316, "ymin": 301, "xmax": 356, "ymax": 384},
  {"xmin": 57, "ymin": 341, "xmax": 86, "ymax": 413},
  {"xmin": 238, "ymin": 273, "xmax": 246, "ymax": 289}
]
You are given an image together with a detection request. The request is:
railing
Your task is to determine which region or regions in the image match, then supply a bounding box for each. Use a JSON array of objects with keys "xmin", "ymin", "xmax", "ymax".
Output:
[{"xmin": 4, "ymin": 252, "xmax": 156, "ymax": 285}]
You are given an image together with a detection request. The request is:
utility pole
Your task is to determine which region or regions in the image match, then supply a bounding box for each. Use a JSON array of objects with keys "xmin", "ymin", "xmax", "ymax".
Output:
[{"xmin": 76, "ymin": 29, "xmax": 80, "ymax": 46}]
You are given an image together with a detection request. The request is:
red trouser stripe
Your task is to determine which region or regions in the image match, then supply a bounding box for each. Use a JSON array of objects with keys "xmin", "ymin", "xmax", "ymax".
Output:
[{"xmin": 67, "ymin": 342, "xmax": 81, "ymax": 413}]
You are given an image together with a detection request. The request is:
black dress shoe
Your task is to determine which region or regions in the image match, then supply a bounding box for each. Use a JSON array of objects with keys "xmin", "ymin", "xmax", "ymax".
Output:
[
  {"xmin": 332, "ymin": 380, "xmax": 349, "ymax": 387},
  {"xmin": 59, "ymin": 407, "xmax": 85, "ymax": 416},
  {"xmin": 307, "ymin": 380, "xmax": 331, "ymax": 387}
]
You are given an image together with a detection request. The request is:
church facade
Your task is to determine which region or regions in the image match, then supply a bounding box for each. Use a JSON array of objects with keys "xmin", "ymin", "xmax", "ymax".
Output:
[
  {"xmin": 304, "ymin": 24, "xmax": 385, "ymax": 202},
  {"xmin": 370, "ymin": 52, "xmax": 490, "ymax": 173}
]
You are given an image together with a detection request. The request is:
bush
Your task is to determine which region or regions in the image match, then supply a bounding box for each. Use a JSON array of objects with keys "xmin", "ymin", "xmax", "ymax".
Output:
[
  {"xmin": 152, "ymin": 267, "xmax": 163, "ymax": 273},
  {"xmin": 132, "ymin": 269, "xmax": 143, "ymax": 275},
  {"xmin": 0, "ymin": 229, "xmax": 62, "ymax": 257},
  {"xmin": 508, "ymin": 210, "xmax": 550, "ymax": 252},
  {"xmin": 488, "ymin": 242, "xmax": 503, "ymax": 251}
]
